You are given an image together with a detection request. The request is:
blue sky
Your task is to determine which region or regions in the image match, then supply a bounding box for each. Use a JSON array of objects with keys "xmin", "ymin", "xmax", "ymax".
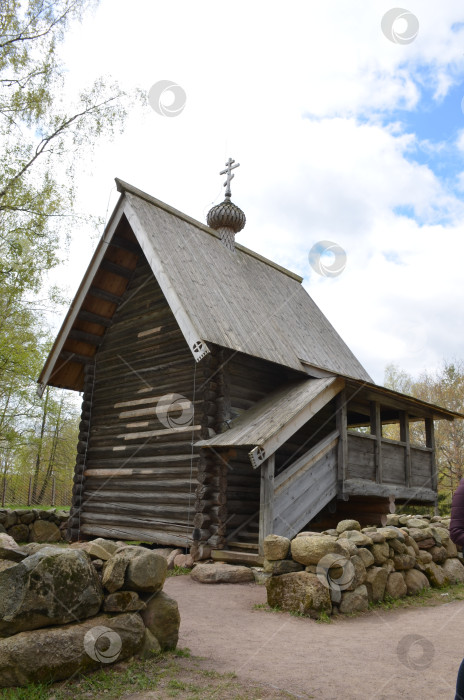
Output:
[{"xmin": 49, "ymin": 0, "xmax": 464, "ymax": 385}]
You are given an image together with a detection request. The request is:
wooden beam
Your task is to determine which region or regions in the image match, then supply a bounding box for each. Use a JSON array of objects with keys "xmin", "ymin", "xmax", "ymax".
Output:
[
  {"xmin": 59, "ymin": 350, "xmax": 95, "ymax": 364},
  {"xmin": 88, "ymin": 286, "xmax": 122, "ymax": 305},
  {"xmin": 68, "ymin": 329, "xmax": 104, "ymax": 346},
  {"xmin": 259, "ymin": 454, "xmax": 275, "ymax": 555},
  {"xmin": 274, "ymin": 429, "xmax": 339, "ymax": 491},
  {"xmin": 109, "ymin": 234, "xmax": 140, "ymax": 253},
  {"xmin": 99, "ymin": 258, "xmax": 135, "ymax": 279},
  {"xmin": 370, "ymin": 401, "xmax": 383, "ymax": 484},
  {"xmin": 249, "ymin": 377, "xmax": 345, "ymax": 468},
  {"xmin": 211, "ymin": 549, "xmax": 264, "ymax": 566},
  {"xmin": 341, "ymin": 479, "xmax": 436, "ymax": 503},
  {"xmin": 77, "ymin": 309, "xmax": 113, "ymax": 327},
  {"xmin": 336, "ymin": 390, "xmax": 348, "ymax": 486},
  {"xmin": 425, "ymin": 417, "xmax": 437, "ymax": 491},
  {"xmin": 400, "ymin": 411, "xmax": 411, "ymax": 487}
]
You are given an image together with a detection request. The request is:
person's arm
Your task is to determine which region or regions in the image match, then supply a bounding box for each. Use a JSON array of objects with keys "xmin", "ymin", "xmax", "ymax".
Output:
[{"xmin": 450, "ymin": 480, "xmax": 464, "ymax": 548}]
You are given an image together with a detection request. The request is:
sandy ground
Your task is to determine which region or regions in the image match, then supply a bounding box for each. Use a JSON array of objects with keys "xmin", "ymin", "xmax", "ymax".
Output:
[{"xmin": 164, "ymin": 576, "xmax": 464, "ymax": 700}]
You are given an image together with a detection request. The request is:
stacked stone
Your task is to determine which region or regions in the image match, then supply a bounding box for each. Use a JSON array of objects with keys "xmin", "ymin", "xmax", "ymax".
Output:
[
  {"xmin": 263, "ymin": 514, "xmax": 464, "ymax": 619},
  {"xmin": 0, "ymin": 508, "xmax": 69, "ymax": 543},
  {"xmin": 0, "ymin": 535, "xmax": 180, "ymax": 687}
]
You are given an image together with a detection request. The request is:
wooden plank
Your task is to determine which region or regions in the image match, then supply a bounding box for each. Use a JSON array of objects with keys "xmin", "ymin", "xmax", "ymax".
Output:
[
  {"xmin": 248, "ymin": 377, "xmax": 344, "ymax": 467},
  {"xmin": 274, "ymin": 430, "xmax": 339, "ymax": 491},
  {"xmin": 80, "ymin": 523, "xmax": 191, "ymax": 547},
  {"xmin": 341, "ymin": 479, "xmax": 436, "ymax": 503},
  {"xmin": 37, "ymin": 198, "xmax": 126, "ymax": 394},
  {"xmin": 400, "ymin": 411, "xmax": 411, "ymax": 487},
  {"xmin": 77, "ymin": 309, "xmax": 113, "ymax": 327},
  {"xmin": 211, "ymin": 549, "xmax": 263, "ymax": 565},
  {"xmin": 425, "ymin": 417, "xmax": 437, "ymax": 491},
  {"xmin": 100, "ymin": 258, "xmax": 135, "ymax": 279},
  {"xmin": 273, "ymin": 447, "xmax": 337, "ymax": 531},
  {"xmin": 88, "ymin": 286, "xmax": 122, "ymax": 305},
  {"xmin": 336, "ymin": 391, "xmax": 347, "ymax": 484},
  {"xmin": 68, "ymin": 329, "xmax": 104, "ymax": 346},
  {"xmin": 258, "ymin": 455, "xmax": 275, "ymax": 555},
  {"xmin": 370, "ymin": 401, "xmax": 382, "ymax": 484}
]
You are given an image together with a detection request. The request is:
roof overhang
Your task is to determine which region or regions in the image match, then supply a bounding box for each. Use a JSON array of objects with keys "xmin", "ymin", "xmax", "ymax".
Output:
[{"xmin": 196, "ymin": 376, "xmax": 345, "ymax": 467}]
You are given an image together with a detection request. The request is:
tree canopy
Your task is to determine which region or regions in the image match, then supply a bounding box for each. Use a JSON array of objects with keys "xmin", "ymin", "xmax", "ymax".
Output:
[{"xmin": 0, "ymin": 0, "xmax": 134, "ymax": 504}]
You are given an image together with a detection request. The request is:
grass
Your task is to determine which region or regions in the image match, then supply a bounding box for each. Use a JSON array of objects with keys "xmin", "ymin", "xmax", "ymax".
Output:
[
  {"xmin": 167, "ymin": 566, "xmax": 192, "ymax": 578},
  {"xmin": 0, "ymin": 648, "xmax": 298, "ymax": 699}
]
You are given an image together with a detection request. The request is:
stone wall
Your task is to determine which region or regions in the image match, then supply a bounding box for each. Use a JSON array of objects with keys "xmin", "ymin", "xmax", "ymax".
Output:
[
  {"xmin": 0, "ymin": 508, "xmax": 69, "ymax": 544},
  {"xmin": 263, "ymin": 514, "xmax": 464, "ymax": 618},
  {"xmin": 0, "ymin": 535, "xmax": 180, "ymax": 687}
]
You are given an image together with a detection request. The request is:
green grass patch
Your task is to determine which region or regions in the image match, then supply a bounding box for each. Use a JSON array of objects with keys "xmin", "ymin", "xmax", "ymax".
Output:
[
  {"xmin": 2, "ymin": 648, "xmax": 297, "ymax": 699},
  {"xmin": 167, "ymin": 565, "xmax": 192, "ymax": 577}
]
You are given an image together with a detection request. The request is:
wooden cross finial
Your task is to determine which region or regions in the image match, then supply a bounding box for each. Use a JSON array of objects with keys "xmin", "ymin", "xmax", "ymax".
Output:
[{"xmin": 219, "ymin": 158, "xmax": 240, "ymax": 198}]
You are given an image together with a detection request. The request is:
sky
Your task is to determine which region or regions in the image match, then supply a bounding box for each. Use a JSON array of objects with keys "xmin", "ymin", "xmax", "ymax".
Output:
[{"xmin": 49, "ymin": 0, "xmax": 464, "ymax": 385}]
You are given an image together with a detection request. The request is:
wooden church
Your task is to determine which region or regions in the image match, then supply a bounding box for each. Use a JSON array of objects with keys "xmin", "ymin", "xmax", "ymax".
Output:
[{"xmin": 39, "ymin": 161, "xmax": 463, "ymax": 562}]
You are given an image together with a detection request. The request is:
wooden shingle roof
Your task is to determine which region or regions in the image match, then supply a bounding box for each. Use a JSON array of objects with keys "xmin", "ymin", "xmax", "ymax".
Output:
[{"xmin": 38, "ymin": 179, "xmax": 372, "ymax": 391}]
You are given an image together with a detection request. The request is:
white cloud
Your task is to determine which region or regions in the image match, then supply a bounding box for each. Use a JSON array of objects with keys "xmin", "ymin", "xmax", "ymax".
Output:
[{"xmin": 45, "ymin": 0, "xmax": 464, "ymax": 386}]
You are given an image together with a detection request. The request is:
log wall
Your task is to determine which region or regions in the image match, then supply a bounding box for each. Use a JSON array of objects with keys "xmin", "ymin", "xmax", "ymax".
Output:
[{"xmin": 73, "ymin": 254, "xmax": 209, "ymax": 547}]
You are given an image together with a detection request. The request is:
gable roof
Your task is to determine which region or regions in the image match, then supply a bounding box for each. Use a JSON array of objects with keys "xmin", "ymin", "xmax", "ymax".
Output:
[{"xmin": 38, "ymin": 178, "xmax": 372, "ymax": 393}]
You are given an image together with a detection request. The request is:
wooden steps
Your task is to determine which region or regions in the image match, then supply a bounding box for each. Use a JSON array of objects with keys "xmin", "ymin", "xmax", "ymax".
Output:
[{"xmin": 211, "ymin": 548, "xmax": 263, "ymax": 566}]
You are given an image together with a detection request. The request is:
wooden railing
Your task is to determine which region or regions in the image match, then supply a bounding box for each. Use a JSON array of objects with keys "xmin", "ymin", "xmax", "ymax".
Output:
[
  {"xmin": 346, "ymin": 431, "xmax": 434, "ymax": 490},
  {"xmin": 259, "ymin": 430, "xmax": 339, "ymax": 550}
]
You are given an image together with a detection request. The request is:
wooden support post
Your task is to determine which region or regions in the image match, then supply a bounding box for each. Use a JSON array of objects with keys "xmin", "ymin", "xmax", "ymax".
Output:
[
  {"xmin": 370, "ymin": 401, "xmax": 383, "ymax": 484},
  {"xmin": 259, "ymin": 455, "xmax": 275, "ymax": 556},
  {"xmin": 336, "ymin": 391, "xmax": 348, "ymax": 489},
  {"xmin": 425, "ymin": 417, "xmax": 437, "ymax": 491},
  {"xmin": 28, "ymin": 476, "xmax": 33, "ymax": 506},
  {"xmin": 400, "ymin": 411, "xmax": 411, "ymax": 487}
]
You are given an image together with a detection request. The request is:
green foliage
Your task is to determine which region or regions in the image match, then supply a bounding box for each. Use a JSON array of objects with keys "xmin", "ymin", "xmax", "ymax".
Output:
[
  {"xmin": 384, "ymin": 360, "xmax": 464, "ymax": 498},
  {"xmin": 0, "ymin": 1, "xmax": 136, "ymax": 504}
]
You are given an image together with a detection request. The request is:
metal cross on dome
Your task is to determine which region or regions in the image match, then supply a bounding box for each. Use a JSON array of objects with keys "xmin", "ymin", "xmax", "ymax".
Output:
[{"xmin": 220, "ymin": 158, "xmax": 240, "ymax": 198}]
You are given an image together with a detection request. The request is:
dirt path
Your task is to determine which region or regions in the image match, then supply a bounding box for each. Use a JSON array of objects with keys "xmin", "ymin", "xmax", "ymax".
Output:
[{"xmin": 164, "ymin": 576, "xmax": 464, "ymax": 700}]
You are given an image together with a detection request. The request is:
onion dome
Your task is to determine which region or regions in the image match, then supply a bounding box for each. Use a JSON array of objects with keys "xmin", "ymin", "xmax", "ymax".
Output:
[
  {"xmin": 206, "ymin": 198, "xmax": 246, "ymax": 233},
  {"xmin": 207, "ymin": 158, "xmax": 246, "ymax": 251}
]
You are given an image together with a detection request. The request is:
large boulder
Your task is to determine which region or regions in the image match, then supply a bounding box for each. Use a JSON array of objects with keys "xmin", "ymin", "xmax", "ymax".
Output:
[
  {"xmin": 0, "ymin": 612, "xmax": 145, "ymax": 687},
  {"xmin": 263, "ymin": 535, "xmax": 290, "ymax": 561},
  {"xmin": 266, "ymin": 571, "xmax": 332, "ymax": 619},
  {"xmin": 442, "ymin": 558, "xmax": 464, "ymax": 584},
  {"xmin": 364, "ymin": 566, "xmax": 388, "ymax": 603},
  {"xmin": 140, "ymin": 591, "xmax": 180, "ymax": 650},
  {"xmin": 28, "ymin": 520, "xmax": 61, "ymax": 543},
  {"xmin": 190, "ymin": 563, "xmax": 254, "ymax": 584},
  {"xmin": 386, "ymin": 572, "xmax": 407, "ymax": 598},
  {"xmin": 263, "ymin": 559, "xmax": 303, "ymax": 575},
  {"xmin": 103, "ymin": 591, "xmax": 146, "ymax": 613},
  {"xmin": 338, "ymin": 530, "xmax": 373, "ymax": 547},
  {"xmin": 0, "ymin": 534, "xmax": 26, "ymax": 562},
  {"xmin": 339, "ymin": 585, "xmax": 369, "ymax": 614},
  {"xmin": 70, "ymin": 540, "xmax": 118, "ymax": 561},
  {"xmin": 0, "ymin": 547, "xmax": 103, "ymax": 637},
  {"xmin": 424, "ymin": 562, "xmax": 448, "ymax": 588},
  {"xmin": 291, "ymin": 535, "xmax": 344, "ymax": 566},
  {"xmin": 336, "ymin": 519, "xmax": 361, "ymax": 534},
  {"xmin": 404, "ymin": 569, "xmax": 430, "ymax": 595},
  {"xmin": 102, "ymin": 546, "xmax": 167, "ymax": 594},
  {"xmin": 369, "ymin": 542, "xmax": 390, "ymax": 565},
  {"xmin": 7, "ymin": 524, "xmax": 29, "ymax": 543}
]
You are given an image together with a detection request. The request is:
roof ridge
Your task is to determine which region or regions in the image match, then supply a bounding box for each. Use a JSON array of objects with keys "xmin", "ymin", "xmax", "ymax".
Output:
[{"xmin": 115, "ymin": 178, "xmax": 303, "ymax": 283}]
